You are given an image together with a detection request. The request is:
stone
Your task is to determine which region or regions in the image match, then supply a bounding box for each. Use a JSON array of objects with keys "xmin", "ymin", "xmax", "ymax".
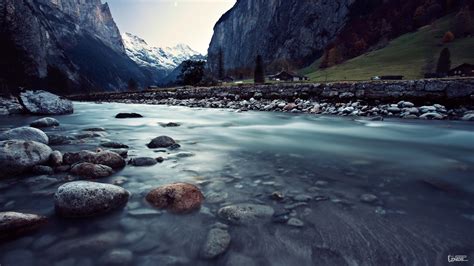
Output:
[
  {"xmin": 49, "ymin": 150, "xmax": 63, "ymax": 166},
  {"xmin": 147, "ymin": 136, "xmax": 177, "ymax": 149},
  {"xmin": 47, "ymin": 134, "xmax": 76, "ymax": 145},
  {"xmin": 115, "ymin": 113, "xmax": 143, "ymax": 119},
  {"xmin": 129, "ymin": 157, "xmax": 157, "ymax": 167},
  {"xmin": 287, "ymin": 218, "xmax": 304, "ymax": 227},
  {"xmin": 95, "ymin": 150, "xmax": 126, "ymax": 169},
  {"xmin": 419, "ymin": 112, "xmax": 444, "ymax": 120},
  {"xmin": 270, "ymin": 191, "xmax": 284, "ymax": 201},
  {"xmin": 159, "ymin": 122, "xmax": 181, "ymax": 127},
  {"xmin": 109, "ymin": 149, "xmax": 128, "ymax": 158},
  {"xmin": 0, "ymin": 212, "xmax": 47, "ymax": 240},
  {"xmin": 70, "ymin": 163, "xmax": 114, "ymax": 178},
  {"xmin": 63, "ymin": 150, "xmax": 97, "ymax": 165},
  {"xmin": 30, "ymin": 117, "xmax": 60, "ymax": 128},
  {"xmin": 217, "ymin": 204, "xmax": 274, "ymax": 225},
  {"xmin": 283, "ymin": 103, "xmax": 297, "ymax": 111},
  {"xmin": 83, "ymin": 127, "xmax": 106, "ymax": 132},
  {"xmin": 20, "ymin": 90, "xmax": 73, "ymax": 115},
  {"xmin": 101, "ymin": 141, "xmax": 129, "ymax": 149},
  {"xmin": 0, "ymin": 140, "xmax": 52, "ymax": 177},
  {"xmin": 201, "ymin": 228, "xmax": 231, "ymax": 259},
  {"xmin": 54, "ymin": 181, "xmax": 130, "ymax": 217},
  {"xmin": 146, "ymin": 183, "xmax": 204, "ymax": 214},
  {"xmin": 0, "ymin": 127, "xmax": 49, "ymax": 144},
  {"xmin": 462, "ymin": 113, "xmax": 474, "ymax": 121},
  {"xmin": 31, "ymin": 165, "xmax": 54, "ymax": 175},
  {"xmin": 360, "ymin": 194, "xmax": 378, "ymax": 203},
  {"xmin": 100, "ymin": 249, "xmax": 133, "ymax": 265}
]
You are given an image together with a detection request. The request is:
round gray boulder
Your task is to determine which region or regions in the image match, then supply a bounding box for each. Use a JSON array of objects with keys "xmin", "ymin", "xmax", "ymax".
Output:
[
  {"xmin": 30, "ymin": 117, "xmax": 60, "ymax": 128},
  {"xmin": 218, "ymin": 204, "xmax": 274, "ymax": 225},
  {"xmin": 129, "ymin": 157, "xmax": 157, "ymax": 167},
  {"xmin": 201, "ymin": 228, "xmax": 231, "ymax": 259},
  {"xmin": 20, "ymin": 90, "xmax": 73, "ymax": 115},
  {"xmin": 0, "ymin": 140, "xmax": 52, "ymax": 177},
  {"xmin": 0, "ymin": 127, "xmax": 49, "ymax": 144},
  {"xmin": 55, "ymin": 181, "xmax": 130, "ymax": 217}
]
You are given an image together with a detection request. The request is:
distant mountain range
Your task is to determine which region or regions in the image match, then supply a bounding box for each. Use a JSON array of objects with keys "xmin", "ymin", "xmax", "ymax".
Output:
[{"xmin": 122, "ymin": 33, "xmax": 205, "ymax": 84}]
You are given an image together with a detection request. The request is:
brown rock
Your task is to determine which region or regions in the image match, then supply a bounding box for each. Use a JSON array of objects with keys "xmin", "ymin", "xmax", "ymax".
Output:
[
  {"xmin": 70, "ymin": 163, "xmax": 113, "ymax": 178},
  {"xmin": 95, "ymin": 151, "xmax": 126, "ymax": 169},
  {"xmin": 146, "ymin": 183, "xmax": 204, "ymax": 214},
  {"xmin": 0, "ymin": 212, "xmax": 47, "ymax": 240},
  {"xmin": 63, "ymin": 150, "xmax": 97, "ymax": 165}
]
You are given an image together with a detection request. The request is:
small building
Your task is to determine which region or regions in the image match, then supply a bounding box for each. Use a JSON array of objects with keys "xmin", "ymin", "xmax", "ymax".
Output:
[
  {"xmin": 268, "ymin": 71, "xmax": 309, "ymax": 82},
  {"xmin": 448, "ymin": 63, "xmax": 474, "ymax": 77}
]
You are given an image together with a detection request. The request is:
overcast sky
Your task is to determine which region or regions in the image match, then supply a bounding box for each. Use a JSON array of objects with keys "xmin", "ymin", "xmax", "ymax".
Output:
[{"xmin": 106, "ymin": 0, "xmax": 236, "ymax": 54}]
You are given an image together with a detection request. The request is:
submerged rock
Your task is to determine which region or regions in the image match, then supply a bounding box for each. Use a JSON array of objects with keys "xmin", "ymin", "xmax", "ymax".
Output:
[
  {"xmin": 20, "ymin": 90, "xmax": 73, "ymax": 115},
  {"xmin": 31, "ymin": 165, "xmax": 54, "ymax": 175},
  {"xmin": 360, "ymin": 194, "xmax": 378, "ymax": 203},
  {"xmin": 115, "ymin": 113, "xmax": 143, "ymax": 119},
  {"xmin": 159, "ymin": 122, "xmax": 181, "ymax": 127},
  {"xmin": 100, "ymin": 249, "xmax": 134, "ymax": 265},
  {"xmin": 201, "ymin": 228, "xmax": 231, "ymax": 259},
  {"xmin": 218, "ymin": 204, "xmax": 275, "ymax": 225},
  {"xmin": 0, "ymin": 127, "xmax": 49, "ymax": 144},
  {"xmin": 0, "ymin": 140, "xmax": 52, "ymax": 177},
  {"xmin": 146, "ymin": 183, "xmax": 204, "ymax": 213},
  {"xmin": 147, "ymin": 136, "xmax": 177, "ymax": 149},
  {"xmin": 101, "ymin": 141, "xmax": 129, "ymax": 149},
  {"xmin": 63, "ymin": 150, "xmax": 97, "ymax": 165},
  {"xmin": 129, "ymin": 157, "xmax": 157, "ymax": 167},
  {"xmin": 70, "ymin": 163, "xmax": 114, "ymax": 178},
  {"xmin": 55, "ymin": 181, "xmax": 130, "ymax": 217},
  {"xmin": 30, "ymin": 117, "xmax": 60, "ymax": 128},
  {"xmin": 0, "ymin": 212, "xmax": 47, "ymax": 240}
]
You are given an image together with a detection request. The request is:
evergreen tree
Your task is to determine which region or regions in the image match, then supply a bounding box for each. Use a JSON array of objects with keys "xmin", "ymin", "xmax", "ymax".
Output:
[
  {"xmin": 254, "ymin": 55, "xmax": 265, "ymax": 84},
  {"xmin": 178, "ymin": 60, "xmax": 206, "ymax": 86},
  {"xmin": 436, "ymin": 48, "xmax": 451, "ymax": 74}
]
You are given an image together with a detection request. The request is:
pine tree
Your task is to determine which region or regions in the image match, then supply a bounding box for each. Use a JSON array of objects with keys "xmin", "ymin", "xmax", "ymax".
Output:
[
  {"xmin": 436, "ymin": 48, "xmax": 451, "ymax": 74},
  {"xmin": 254, "ymin": 55, "xmax": 265, "ymax": 84}
]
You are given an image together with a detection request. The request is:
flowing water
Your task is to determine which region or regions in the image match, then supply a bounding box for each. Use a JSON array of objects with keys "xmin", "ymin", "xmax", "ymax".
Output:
[{"xmin": 1, "ymin": 102, "xmax": 474, "ymax": 265}]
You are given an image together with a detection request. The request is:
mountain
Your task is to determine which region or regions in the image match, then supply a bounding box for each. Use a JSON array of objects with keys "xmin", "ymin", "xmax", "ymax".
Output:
[
  {"xmin": 208, "ymin": 0, "xmax": 459, "ymax": 77},
  {"xmin": 122, "ymin": 32, "xmax": 205, "ymax": 83},
  {"xmin": 0, "ymin": 0, "xmax": 149, "ymax": 94}
]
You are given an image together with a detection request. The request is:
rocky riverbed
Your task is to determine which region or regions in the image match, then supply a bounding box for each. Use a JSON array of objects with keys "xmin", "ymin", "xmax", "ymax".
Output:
[
  {"xmin": 70, "ymin": 79, "xmax": 474, "ymax": 121},
  {"xmin": 1, "ymin": 100, "xmax": 474, "ymax": 265}
]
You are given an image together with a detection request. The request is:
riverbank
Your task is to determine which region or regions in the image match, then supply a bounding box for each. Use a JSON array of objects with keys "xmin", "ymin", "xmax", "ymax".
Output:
[{"xmin": 71, "ymin": 78, "xmax": 474, "ymax": 121}]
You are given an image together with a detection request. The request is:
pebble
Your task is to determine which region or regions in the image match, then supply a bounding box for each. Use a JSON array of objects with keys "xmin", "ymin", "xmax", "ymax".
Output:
[
  {"xmin": 360, "ymin": 193, "xmax": 378, "ymax": 203},
  {"xmin": 129, "ymin": 157, "xmax": 158, "ymax": 166},
  {"xmin": 218, "ymin": 204, "xmax": 274, "ymax": 225},
  {"xmin": 201, "ymin": 228, "xmax": 231, "ymax": 259},
  {"xmin": 287, "ymin": 218, "xmax": 304, "ymax": 227}
]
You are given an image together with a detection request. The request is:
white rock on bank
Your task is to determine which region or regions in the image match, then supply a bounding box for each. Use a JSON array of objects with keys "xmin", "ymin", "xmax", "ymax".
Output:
[{"xmin": 20, "ymin": 90, "xmax": 73, "ymax": 115}]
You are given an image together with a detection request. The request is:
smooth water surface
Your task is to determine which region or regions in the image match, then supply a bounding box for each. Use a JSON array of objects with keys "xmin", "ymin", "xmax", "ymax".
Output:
[{"xmin": 1, "ymin": 102, "xmax": 474, "ymax": 265}]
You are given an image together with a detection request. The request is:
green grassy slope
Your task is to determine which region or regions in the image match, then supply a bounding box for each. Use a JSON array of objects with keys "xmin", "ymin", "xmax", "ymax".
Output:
[{"xmin": 301, "ymin": 14, "xmax": 474, "ymax": 82}]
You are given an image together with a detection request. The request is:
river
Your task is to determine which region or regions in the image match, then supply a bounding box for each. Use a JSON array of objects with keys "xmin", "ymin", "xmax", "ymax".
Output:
[{"xmin": 1, "ymin": 102, "xmax": 474, "ymax": 265}]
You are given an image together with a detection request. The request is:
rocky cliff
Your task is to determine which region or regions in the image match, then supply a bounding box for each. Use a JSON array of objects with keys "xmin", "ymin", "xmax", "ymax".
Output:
[
  {"xmin": 208, "ymin": 0, "xmax": 353, "ymax": 76},
  {"xmin": 208, "ymin": 0, "xmax": 452, "ymax": 76},
  {"xmin": 0, "ymin": 0, "xmax": 147, "ymax": 94}
]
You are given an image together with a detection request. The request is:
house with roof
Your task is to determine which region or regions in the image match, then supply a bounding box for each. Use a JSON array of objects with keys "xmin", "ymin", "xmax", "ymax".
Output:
[
  {"xmin": 448, "ymin": 63, "xmax": 474, "ymax": 77},
  {"xmin": 268, "ymin": 71, "xmax": 309, "ymax": 82}
]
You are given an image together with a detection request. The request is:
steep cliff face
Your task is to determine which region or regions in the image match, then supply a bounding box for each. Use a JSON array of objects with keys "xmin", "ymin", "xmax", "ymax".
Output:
[
  {"xmin": 0, "ymin": 0, "xmax": 146, "ymax": 94},
  {"xmin": 208, "ymin": 0, "xmax": 354, "ymax": 75},
  {"xmin": 208, "ymin": 0, "xmax": 452, "ymax": 76}
]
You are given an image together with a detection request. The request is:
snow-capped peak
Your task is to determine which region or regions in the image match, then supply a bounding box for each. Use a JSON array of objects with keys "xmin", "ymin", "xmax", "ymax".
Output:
[{"xmin": 122, "ymin": 32, "xmax": 203, "ymax": 71}]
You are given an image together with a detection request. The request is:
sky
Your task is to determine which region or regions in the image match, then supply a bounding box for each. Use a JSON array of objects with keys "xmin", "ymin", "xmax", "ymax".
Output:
[{"xmin": 106, "ymin": 0, "xmax": 236, "ymax": 54}]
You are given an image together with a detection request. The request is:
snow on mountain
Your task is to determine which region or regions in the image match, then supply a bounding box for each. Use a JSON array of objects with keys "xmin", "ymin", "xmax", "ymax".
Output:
[{"xmin": 122, "ymin": 32, "xmax": 204, "ymax": 72}]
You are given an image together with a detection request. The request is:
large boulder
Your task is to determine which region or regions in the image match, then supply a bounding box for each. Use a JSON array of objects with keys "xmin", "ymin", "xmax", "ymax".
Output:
[
  {"xmin": 0, "ymin": 140, "xmax": 52, "ymax": 177},
  {"xmin": 147, "ymin": 136, "xmax": 177, "ymax": 149},
  {"xmin": 0, "ymin": 127, "xmax": 49, "ymax": 144},
  {"xmin": 70, "ymin": 163, "xmax": 114, "ymax": 178},
  {"xmin": 217, "ymin": 204, "xmax": 275, "ymax": 225},
  {"xmin": 20, "ymin": 90, "xmax": 73, "ymax": 115},
  {"xmin": 0, "ymin": 212, "xmax": 47, "ymax": 240},
  {"xmin": 30, "ymin": 117, "xmax": 60, "ymax": 128},
  {"xmin": 55, "ymin": 181, "xmax": 130, "ymax": 217},
  {"xmin": 63, "ymin": 150, "xmax": 97, "ymax": 165},
  {"xmin": 0, "ymin": 96, "xmax": 24, "ymax": 115},
  {"xmin": 146, "ymin": 183, "xmax": 204, "ymax": 214}
]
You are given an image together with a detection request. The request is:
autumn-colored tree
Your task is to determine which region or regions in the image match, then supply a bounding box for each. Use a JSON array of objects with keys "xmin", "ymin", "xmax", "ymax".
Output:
[
  {"xmin": 454, "ymin": 6, "xmax": 473, "ymax": 37},
  {"xmin": 442, "ymin": 31, "xmax": 455, "ymax": 43}
]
